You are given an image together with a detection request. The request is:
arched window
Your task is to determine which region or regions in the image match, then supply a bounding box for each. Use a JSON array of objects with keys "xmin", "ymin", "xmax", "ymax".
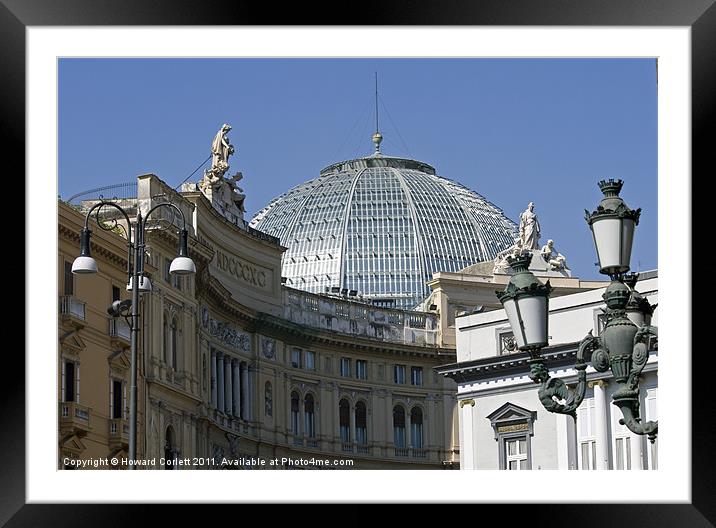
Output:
[
  {"xmin": 355, "ymin": 401, "xmax": 367, "ymax": 446},
  {"xmin": 164, "ymin": 426, "xmax": 177, "ymax": 470},
  {"xmin": 290, "ymin": 391, "xmax": 300, "ymax": 435},
  {"xmin": 304, "ymin": 394, "xmax": 316, "ymax": 439},
  {"xmin": 339, "ymin": 399, "xmax": 350, "ymax": 443},
  {"xmin": 410, "ymin": 407, "xmax": 424, "ymax": 449},
  {"xmin": 393, "ymin": 406, "xmax": 406, "ymax": 448}
]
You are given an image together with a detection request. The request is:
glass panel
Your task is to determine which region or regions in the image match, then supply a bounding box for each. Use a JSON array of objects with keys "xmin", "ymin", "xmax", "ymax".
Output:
[
  {"xmin": 616, "ymin": 438, "xmax": 624, "ymax": 470},
  {"xmin": 508, "ymin": 460, "xmax": 517, "ymax": 470},
  {"xmin": 519, "ymin": 439, "xmax": 526, "ymax": 454},
  {"xmin": 591, "ymin": 442, "xmax": 597, "ymax": 470},
  {"xmin": 626, "ymin": 438, "xmax": 631, "ymax": 470},
  {"xmin": 519, "ymin": 459, "xmax": 527, "ymax": 470},
  {"xmin": 508, "ymin": 441, "xmax": 516, "ymax": 456},
  {"xmin": 581, "ymin": 443, "xmax": 590, "ymax": 470}
]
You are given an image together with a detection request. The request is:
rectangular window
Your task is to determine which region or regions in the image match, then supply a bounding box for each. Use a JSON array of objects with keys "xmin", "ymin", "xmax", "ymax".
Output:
[
  {"xmin": 291, "ymin": 348, "xmax": 302, "ymax": 369},
  {"xmin": 612, "ymin": 401, "xmax": 634, "ymax": 470},
  {"xmin": 305, "ymin": 351, "xmax": 315, "ymax": 370},
  {"xmin": 164, "ymin": 258, "xmax": 172, "ymax": 283},
  {"xmin": 646, "ymin": 388, "xmax": 658, "ymax": 470},
  {"xmin": 340, "ymin": 358, "xmax": 351, "ymax": 377},
  {"xmin": 410, "ymin": 366, "xmax": 423, "ymax": 386},
  {"xmin": 578, "ymin": 397, "xmax": 597, "ymax": 470},
  {"xmin": 505, "ymin": 438, "xmax": 528, "ymax": 470},
  {"xmin": 64, "ymin": 262, "xmax": 74, "ymax": 295},
  {"xmin": 356, "ymin": 360, "xmax": 367, "ymax": 380},
  {"xmin": 64, "ymin": 361, "xmax": 75, "ymax": 402},
  {"xmin": 111, "ymin": 379, "xmax": 123, "ymax": 419},
  {"xmin": 112, "ymin": 285, "xmax": 121, "ymax": 302},
  {"xmin": 394, "ymin": 365, "xmax": 406, "ymax": 384}
]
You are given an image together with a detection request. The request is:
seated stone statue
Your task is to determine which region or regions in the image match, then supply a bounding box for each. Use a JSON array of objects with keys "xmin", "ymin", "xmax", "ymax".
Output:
[{"xmin": 540, "ymin": 239, "xmax": 568, "ymax": 271}]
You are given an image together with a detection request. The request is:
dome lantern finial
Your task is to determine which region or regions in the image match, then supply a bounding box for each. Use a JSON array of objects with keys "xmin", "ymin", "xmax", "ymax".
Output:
[{"xmin": 372, "ymin": 131, "xmax": 383, "ymax": 154}]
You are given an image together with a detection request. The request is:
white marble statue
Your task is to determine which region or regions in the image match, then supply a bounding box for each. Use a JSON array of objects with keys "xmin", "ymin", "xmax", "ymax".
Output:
[
  {"xmin": 518, "ymin": 202, "xmax": 541, "ymax": 250},
  {"xmin": 199, "ymin": 123, "xmax": 246, "ymax": 226},
  {"xmin": 540, "ymin": 239, "xmax": 568, "ymax": 271},
  {"xmin": 211, "ymin": 123, "xmax": 235, "ymax": 175}
]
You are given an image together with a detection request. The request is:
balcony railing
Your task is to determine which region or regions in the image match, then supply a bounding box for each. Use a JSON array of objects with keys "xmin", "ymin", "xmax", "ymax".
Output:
[
  {"xmin": 109, "ymin": 418, "xmax": 129, "ymax": 437},
  {"xmin": 341, "ymin": 442, "xmax": 354, "ymax": 453},
  {"xmin": 109, "ymin": 318, "xmax": 131, "ymax": 343},
  {"xmin": 108, "ymin": 418, "xmax": 129, "ymax": 449},
  {"xmin": 394, "ymin": 447, "xmax": 409, "ymax": 457},
  {"xmin": 412, "ymin": 448, "xmax": 427, "ymax": 459},
  {"xmin": 306, "ymin": 438, "xmax": 319, "ymax": 448},
  {"xmin": 356, "ymin": 444, "xmax": 370, "ymax": 455},
  {"xmin": 293, "ymin": 435, "xmax": 304, "ymax": 447},
  {"xmin": 59, "ymin": 296, "xmax": 86, "ymax": 322},
  {"xmin": 59, "ymin": 401, "xmax": 91, "ymax": 434}
]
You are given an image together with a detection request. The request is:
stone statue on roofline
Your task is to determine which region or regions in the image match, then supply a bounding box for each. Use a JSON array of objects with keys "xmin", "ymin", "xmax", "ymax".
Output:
[
  {"xmin": 198, "ymin": 123, "xmax": 247, "ymax": 226},
  {"xmin": 492, "ymin": 201, "xmax": 570, "ymax": 277}
]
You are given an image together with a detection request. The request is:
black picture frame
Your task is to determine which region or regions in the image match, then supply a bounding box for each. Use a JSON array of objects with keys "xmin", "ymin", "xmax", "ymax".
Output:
[{"xmin": 8, "ymin": 0, "xmax": 711, "ymax": 523}]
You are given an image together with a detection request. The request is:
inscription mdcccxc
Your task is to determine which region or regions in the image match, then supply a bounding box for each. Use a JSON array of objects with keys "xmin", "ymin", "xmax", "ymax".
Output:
[{"xmin": 214, "ymin": 248, "xmax": 268, "ymax": 289}]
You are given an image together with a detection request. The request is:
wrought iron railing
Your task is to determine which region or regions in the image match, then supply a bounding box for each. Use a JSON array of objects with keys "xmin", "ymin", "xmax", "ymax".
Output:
[
  {"xmin": 109, "ymin": 318, "xmax": 131, "ymax": 341},
  {"xmin": 59, "ymin": 296, "xmax": 86, "ymax": 321},
  {"xmin": 66, "ymin": 182, "xmax": 137, "ymax": 206}
]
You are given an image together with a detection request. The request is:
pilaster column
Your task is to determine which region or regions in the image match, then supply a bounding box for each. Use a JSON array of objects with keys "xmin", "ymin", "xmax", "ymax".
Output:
[
  {"xmin": 216, "ymin": 352, "xmax": 224, "ymax": 412},
  {"xmin": 590, "ymin": 379, "xmax": 610, "ymax": 469},
  {"xmin": 459, "ymin": 398, "xmax": 475, "ymax": 470},
  {"xmin": 349, "ymin": 403, "xmax": 356, "ymax": 445},
  {"xmin": 630, "ymin": 430, "xmax": 644, "ymax": 470},
  {"xmin": 224, "ymin": 356, "xmax": 232, "ymax": 415},
  {"xmin": 232, "ymin": 360, "xmax": 240, "ymax": 417},
  {"xmin": 210, "ymin": 351, "xmax": 217, "ymax": 408},
  {"xmin": 241, "ymin": 362, "xmax": 250, "ymax": 421}
]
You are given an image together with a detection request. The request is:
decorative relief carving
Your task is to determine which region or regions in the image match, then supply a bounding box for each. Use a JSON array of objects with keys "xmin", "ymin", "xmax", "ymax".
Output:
[
  {"xmin": 261, "ymin": 337, "xmax": 276, "ymax": 359},
  {"xmin": 202, "ymin": 307, "xmax": 251, "ymax": 352}
]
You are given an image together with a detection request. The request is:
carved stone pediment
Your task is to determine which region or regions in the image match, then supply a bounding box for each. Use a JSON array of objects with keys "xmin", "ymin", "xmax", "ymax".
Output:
[
  {"xmin": 108, "ymin": 349, "xmax": 131, "ymax": 372},
  {"xmin": 486, "ymin": 402, "xmax": 536, "ymax": 423},
  {"xmin": 60, "ymin": 433, "xmax": 87, "ymax": 455},
  {"xmin": 61, "ymin": 332, "xmax": 86, "ymax": 356}
]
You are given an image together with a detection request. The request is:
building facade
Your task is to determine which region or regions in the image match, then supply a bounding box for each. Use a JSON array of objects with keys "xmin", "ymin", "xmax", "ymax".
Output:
[
  {"xmin": 60, "ymin": 173, "xmax": 460, "ymax": 469},
  {"xmin": 437, "ymin": 274, "xmax": 658, "ymax": 470},
  {"xmin": 58, "ymin": 201, "xmax": 146, "ymax": 468}
]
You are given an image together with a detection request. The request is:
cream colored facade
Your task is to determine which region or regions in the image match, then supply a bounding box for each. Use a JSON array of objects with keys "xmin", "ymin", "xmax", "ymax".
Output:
[
  {"xmin": 60, "ymin": 173, "xmax": 460, "ymax": 469},
  {"xmin": 58, "ymin": 201, "xmax": 148, "ymax": 468}
]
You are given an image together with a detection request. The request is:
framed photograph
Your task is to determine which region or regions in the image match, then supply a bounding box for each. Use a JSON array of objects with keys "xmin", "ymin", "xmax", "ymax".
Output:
[{"xmin": 9, "ymin": 0, "xmax": 712, "ymax": 522}]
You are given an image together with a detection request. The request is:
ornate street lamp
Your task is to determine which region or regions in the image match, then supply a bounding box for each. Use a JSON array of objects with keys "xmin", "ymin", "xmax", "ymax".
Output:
[
  {"xmin": 72, "ymin": 200, "xmax": 196, "ymax": 468},
  {"xmin": 496, "ymin": 180, "xmax": 658, "ymax": 444}
]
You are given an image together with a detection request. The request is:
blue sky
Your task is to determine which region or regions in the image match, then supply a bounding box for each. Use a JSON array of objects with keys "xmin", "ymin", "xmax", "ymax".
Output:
[{"xmin": 58, "ymin": 58, "xmax": 657, "ymax": 279}]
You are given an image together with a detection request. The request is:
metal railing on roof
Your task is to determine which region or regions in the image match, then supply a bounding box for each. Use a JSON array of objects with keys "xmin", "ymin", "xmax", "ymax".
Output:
[{"xmin": 66, "ymin": 182, "xmax": 138, "ymax": 206}]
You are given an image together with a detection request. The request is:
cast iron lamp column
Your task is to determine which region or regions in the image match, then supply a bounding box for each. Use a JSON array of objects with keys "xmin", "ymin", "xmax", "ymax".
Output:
[
  {"xmin": 496, "ymin": 180, "xmax": 658, "ymax": 444},
  {"xmin": 72, "ymin": 200, "xmax": 196, "ymax": 468}
]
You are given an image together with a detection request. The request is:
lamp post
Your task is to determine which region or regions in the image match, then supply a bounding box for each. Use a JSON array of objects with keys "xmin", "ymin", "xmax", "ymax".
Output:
[
  {"xmin": 496, "ymin": 180, "xmax": 658, "ymax": 443},
  {"xmin": 72, "ymin": 200, "xmax": 196, "ymax": 468}
]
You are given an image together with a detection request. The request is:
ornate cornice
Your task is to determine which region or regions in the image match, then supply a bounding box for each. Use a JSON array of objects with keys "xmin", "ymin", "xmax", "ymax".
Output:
[{"xmin": 59, "ymin": 223, "xmax": 128, "ymax": 270}]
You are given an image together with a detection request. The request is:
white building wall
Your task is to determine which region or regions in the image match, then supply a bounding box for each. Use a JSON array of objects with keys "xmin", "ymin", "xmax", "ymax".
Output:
[{"xmin": 456, "ymin": 277, "xmax": 657, "ymax": 362}]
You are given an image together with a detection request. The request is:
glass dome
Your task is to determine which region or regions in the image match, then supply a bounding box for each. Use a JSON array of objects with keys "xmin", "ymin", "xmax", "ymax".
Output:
[{"xmin": 250, "ymin": 151, "xmax": 518, "ymax": 309}]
